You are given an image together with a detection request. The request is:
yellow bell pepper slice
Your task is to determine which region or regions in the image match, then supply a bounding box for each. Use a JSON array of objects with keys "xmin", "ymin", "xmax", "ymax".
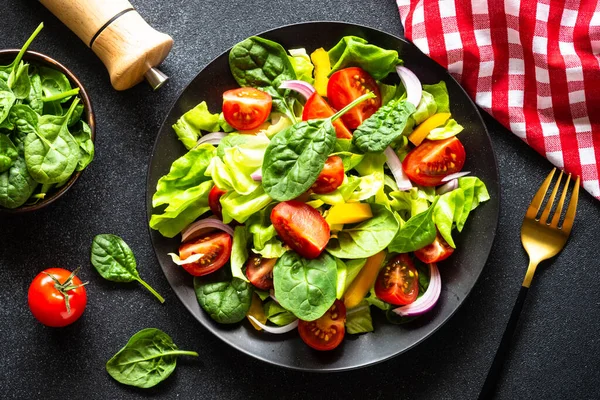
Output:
[
  {"xmin": 310, "ymin": 48, "xmax": 331, "ymax": 97},
  {"xmin": 325, "ymin": 203, "xmax": 372, "ymax": 225},
  {"xmin": 408, "ymin": 112, "xmax": 451, "ymax": 146},
  {"xmin": 247, "ymin": 292, "xmax": 267, "ymax": 331},
  {"xmin": 343, "ymin": 251, "xmax": 386, "ymax": 309}
]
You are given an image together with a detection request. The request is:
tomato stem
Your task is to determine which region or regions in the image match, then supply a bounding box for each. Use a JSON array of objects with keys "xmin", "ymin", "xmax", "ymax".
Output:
[
  {"xmin": 43, "ymin": 267, "xmax": 88, "ymax": 314},
  {"xmin": 136, "ymin": 278, "xmax": 165, "ymax": 304},
  {"xmin": 330, "ymin": 91, "xmax": 377, "ymax": 123}
]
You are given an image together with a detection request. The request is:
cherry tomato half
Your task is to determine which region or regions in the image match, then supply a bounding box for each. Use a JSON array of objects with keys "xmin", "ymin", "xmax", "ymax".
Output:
[
  {"xmin": 402, "ymin": 137, "xmax": 466, "ymax": 187},
  {"xmin": 375, "ymin": 254, "xmax": 419, "ymax": 306},
  {"xmin": 222, "ymin": 87, "xmax": 272, "ymax": 130},
  {"xmin": 208, "ymin": 185, "xmax": 226, "ymax": 219},
  {"xmin": 28, "ymin": 268, "xmax": 87, "ymax": 327},
  {"xmin": 311, "ymin": 155, "xmax": 345, "ymax": 194},
  {"xmin": 302, "ymin": 92, "xmax": 353, "ymax": 139},
  {"xmin": 271, "ymin": 200, "xmax": 330, "ymax": 259},
  {"xmin": 178, "ymin": 232, "xmax": 232, "ymax": 276},
  {"xmin": 245, "ymin": 254, "xmax": 277, "ymax": 290},
  {"xmin": 298, "ymin": 299, "xmax": 346, "ymax": 351},
  {"xmin": 327, "ymin": 67, "xmax": 381, "ymax": 129},
  {"xmin": 414, "ymin": 232, "xmax": 455, "ymax": 263}
]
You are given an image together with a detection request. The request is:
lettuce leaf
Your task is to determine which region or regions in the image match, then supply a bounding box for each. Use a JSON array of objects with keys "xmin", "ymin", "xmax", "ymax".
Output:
[
  {"xmin": 221, "ymin": 185, "xmax": 272, "ymax": 224},
  {"xmin": 246, "ymin": 205, "xmax": 288, "ymax": 258},
  {"xmin": 427, "ymin": 119, "xmax": 464, "ymax": 140},
  {"xmin": 264, "ymin": 300, "xmax": 297, "ymax": 326},
  {"xmin": 422, "ymin": 81, "xmax": 450, "ymax": 113},
  {"xmin": 288, "ymin": 48, "xmax": 314, "ymax": 84},
  {"xmin": 412, "ymin": 90, "xmax": 437, "ymax": 125},
  {"xmin": 328, "ymin": 36, "xmax": 401, "ymax": 80},
  {"xmin": 172, "ymin": 102, "xmax": 222, "ymax": 150},
  {"xmin": 345, "ymin": 300, "xmax": 374, "ymax": 334},
  {"xmin": 231, "ymin": 225, "xmax": 250, "ymax": 281}
]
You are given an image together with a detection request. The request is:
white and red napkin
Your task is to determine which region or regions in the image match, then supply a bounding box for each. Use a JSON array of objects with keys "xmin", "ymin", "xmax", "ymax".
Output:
[{"xmin": 396, "ymin": 0, "xmax": 600, "ymax": 199}]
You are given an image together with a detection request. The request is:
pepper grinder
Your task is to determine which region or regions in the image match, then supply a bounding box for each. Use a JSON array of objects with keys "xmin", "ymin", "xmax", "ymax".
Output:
[{"xmin": 39, "ymin": 0, "xmax": 174, "ymax": 90}]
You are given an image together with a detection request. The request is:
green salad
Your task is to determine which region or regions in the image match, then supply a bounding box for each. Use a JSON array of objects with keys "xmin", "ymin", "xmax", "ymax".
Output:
[
  {"xmin": 0, "ymin": 23, "xmax": 94, "ymax": 209},
  {"xmin": 150, "ymin": 35, "xmax": 489, "ymax": 351}
]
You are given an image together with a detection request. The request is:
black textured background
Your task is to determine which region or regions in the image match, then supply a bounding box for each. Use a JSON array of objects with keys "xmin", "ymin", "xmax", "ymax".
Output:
[{"xmin": 1, "ymin": 1, "xmax": 599, "ymax": 399}]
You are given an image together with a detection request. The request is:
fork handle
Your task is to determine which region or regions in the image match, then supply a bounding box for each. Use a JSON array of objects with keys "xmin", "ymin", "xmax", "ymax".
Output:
[{"xmin": 478, "ymin": 286, "xmax": 529, "ymax": 400}]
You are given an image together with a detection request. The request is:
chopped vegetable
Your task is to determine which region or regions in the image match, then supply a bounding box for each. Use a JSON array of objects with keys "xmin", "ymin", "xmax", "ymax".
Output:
[
  {"xmin": 408, "ymin": 112, "xmax": 451, "ymax": 146},
  {"xmin": 325, "ymin": 203, "xmax": 373, "ymax": 225},
  {"xmin": 310, "ymin": 47, "xmax": 331, "ymax": 97},
  {"xmin": 343, "ymin": 251, "xmax": 386, "ymax": 309}
]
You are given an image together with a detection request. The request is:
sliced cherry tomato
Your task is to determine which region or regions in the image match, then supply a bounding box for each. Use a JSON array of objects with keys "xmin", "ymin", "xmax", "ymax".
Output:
[
  {"xmin": 245, "ymin": 254, "xmax": 276, "ymax": 290},
  {"xmin": 271, "ymin": 200, "xmax": 330, "ymax": 259},
  {"xmin": 402, "ymin": 137, "xmax": 466, "ymax": 187},
  {"xmin": 178, "ymin": 232, "xmax": 232, "ymax": 276},
  {"xmin": 375, "ymin": 254, "xmax": 419, "ymax": 306},
  {"xmin": 208, "ymin": 185, "xmax": 226, "ymax": 219},
  {"xmin": 302, "ymin": 92, "xmax": 353, "ymax": 139},
  {"xmin": 298, "ymin": 299, "xmax": 346, "ymax": 351},
  {"xmin": 28, "ymin": 268, "xmax": 87, "ymax": 327},
  {"xmin": 327, "ymin": 67, "xmax": 381, "ymax": 129},
  {"xmin": 414, "ymin": 232, "xmax": 455, "ymax": 263},
  {"xmin": 222, "ymin": 87, "xmax": 272, "ymax": 130},
  {"xmin": 311, "ymin": 155, "xmax": 344, "ymax": 194}
]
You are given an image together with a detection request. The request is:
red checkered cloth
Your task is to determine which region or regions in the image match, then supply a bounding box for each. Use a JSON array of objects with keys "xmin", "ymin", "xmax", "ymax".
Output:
[{"xmin": 396, "ymin": 0, "xmax": 600, "ymax": 199}]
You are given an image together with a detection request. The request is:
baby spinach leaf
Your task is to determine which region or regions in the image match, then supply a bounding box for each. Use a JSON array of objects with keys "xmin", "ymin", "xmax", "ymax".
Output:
[
  {"xmin": 26, "ymin": 73, "xmax": 44, "ymax": 115},
  {"xmin": 91, "ymin": 234, "xmax": 165, "ymax": 303},
  {"xmin": 8, "ymin": 62, "xmax": 31, "ymax": 100},
  {"xmin": 0, "ymin": 134, "xmax": 18, "ymax": 173},
  {"xmin": 231, "ymin": 225, "xmax": 250, "ymax": 282},
  {"xmin": 0, "ymin": 22, "xmax": 43, "ymax": 84},
  {"xmin": 0, "ymin": 80, "xmax": 16, "ymax": 125},
  {"xmin": 38, "ymin": 66, "xmax": 73, "ymax": 103},
  {"xmin": 67, "ymin": 103, "xmax": 84, "ymax": 127},
  {"xmin": 229, "ymin": 36, "xmax": 296, "ymax": 89},
  {"xmin": 259, "ymin": 86, "xmax": 297, "ymax": 124},
  {"xmin": 0, "ymin": 156, "xmax": 38, "ymax": 209},
  {"xmin": 24, "ymin": 98, "xmax": 80, "ymax": 184},
  {"xmin": 328, "ymin": 36, "xmax": 401, "ymax": 80},
  {"xmin": 388, "ymin": 198, "xmax": 439, "ymax": 253},
  {"xmin": 106, "ymin": 328, "xmax": 198, "ymax": 389},
  {"xmin": 263, "ymin": 300, "xmax": 297, "ymax": 326},
  {"xmin": 9, "ymin": 103, "xmax": 38, "ymax": 138},
  {"xmin": 71, "ymin": 121, "xmax": 94, "ymax": 171},
  {"xmin": 327, "ymin": 204, "xmax": 399, "ymax": 259},
  {"xmin": 352, "ymin": 99, "xmax": 416, "ymax": 153},
  {"xmin": 273, "ymin": 251, "xmax": 337, "ymax": 321},
  {"xmin": 194, "ymin": 275, "xmax": 253, "ymax": 324}
]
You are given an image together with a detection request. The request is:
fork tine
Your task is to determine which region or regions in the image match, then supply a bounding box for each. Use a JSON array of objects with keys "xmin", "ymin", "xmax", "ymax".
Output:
[
  {"xmin": 550, "ymin": 173, "xmax": 571, "ymax": 227},
  {"xmin": 540, "ymin": 170, "xmax": 563, "ymax": 223},
  {"xmin": 525, "ymin": 168, "xmax": 556, "ymax": 220},
  {"xmin": 561, "ymin": 175, "xmax": 580, "ymax": 234}
]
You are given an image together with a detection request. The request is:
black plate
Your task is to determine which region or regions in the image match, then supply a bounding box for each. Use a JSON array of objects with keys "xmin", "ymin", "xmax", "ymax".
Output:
[{"xmin": 146, "ymin": 22, "xmax": 500, "ymax": 371}]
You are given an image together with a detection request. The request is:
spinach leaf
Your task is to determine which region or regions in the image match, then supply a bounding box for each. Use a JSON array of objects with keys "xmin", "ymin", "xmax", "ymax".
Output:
[
  {"xmin": 0, "ymin": 80, "xmax": 16, "ymax": 125},
  {"xmin": 273, "ymin": 251, "xmax": 337, "ymax": 321},
  {"xmin": 231, "ymin": 225, "xmax": 250, "ymax": 282},
  {"xmin": 328, "ymin": 36, "xmax": 401, "ymax": 80},
  {"xmin": 0, "ymin": 22, "xmax": 43, "ymax": 83},
  {"xmin": 260, "ymin": 86, "xmax": 298, "ymax": 124},
  {"xmin": 327, "ymin": 204, "xmax": 399, "ymax": 259},
  {"xmin": 194, "ymin": 275, "xmax": 253, "ymax": 324},
  {"xmin": 345, "ymin": 300, "xmax": 374, "ymax": 334},
  {"xmin": 67, "ymin": 103, "xmax": 84, "ymax": 127},
  {"xmin": 38, "ymin": 66, "xmax": 73, "ymax": 103},
  {"xmin": 0, "ymin": 134, "xmax": 18, "ymax": 173},
  {"xmin": 388, "ymin": 198, "xmax": 438, "ymax": 253},
  {"xmin": 26, "ymin": 73, "xmax": 43, "ymax": 114},
  {"xmin": 352, "ymin": 99, "xmax": 416, "ymax": 153},
  {"xmin": 71, "ymin": 121, "xmax": 94, "ymax": 171},
  {"xmin": 263, "ymin": 300, "xmax": 297, "ymax": 326},
  {"xmin": 8, "ymin": 62, "xmax": 30, "ymax": 100},
  {"xmin": 263, "ymin": 92, "xmax": 374, "ymax": 201},
  {"xmin": 24, "ymin": 98, "xmax": 80, "ymax": 184},
  {"xmin": 229, "ymin": 36, "xmax": 296, "ymax": 89},
  {"xmin": 0, "ymin": 156, "xmax": 37, "ymax": 208},
  {"xmin": 106, "ymin": 328, "xmax": 198, "ymax": 389},
  {"xmin": 91, "ymin": 234, "xmax": 165, "ymax": 303}
]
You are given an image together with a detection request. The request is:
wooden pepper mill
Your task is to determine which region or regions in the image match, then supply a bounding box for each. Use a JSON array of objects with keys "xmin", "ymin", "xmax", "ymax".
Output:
[{"xmin": 39, "ymin": 0, "xmax": 174, "ymax": 90}]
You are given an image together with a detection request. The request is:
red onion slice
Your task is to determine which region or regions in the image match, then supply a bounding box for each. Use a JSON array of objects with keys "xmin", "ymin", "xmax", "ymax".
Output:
[
  {"xmin": 396, "ymin": 66, "xmax": 422, "ymax": 107},
  {"xmin": 392, "ymin": 263, "xmax": 441, "ymax": 317},
  {"xmin": 279, "ymin": 80, "xmax": 316, "ymax": 101},
  {"xmin": 197, "ymin": 132, "xmax": 227, "ymax": 146},
  {"xmin": 251, "ymin": 169, "xmax": 262, "ymax": 181},
  {"xmin": 384, "ymin": 147, "xmax": 412, "ymax": 191},
  {"xmin": 167, "ymin": 252, "xmax": 204, "ymax": 265},
  {"xmin": 181, "ymin": 216, "xmax": 234, "ymax": 242},
  {"xmin": 436, "ymin": 179, "xmax": 458, "ymax": 195},
  {"xmin": 247, "ymin": 315, "xmax": 298, "ymax": 334},
  {"xmin": 441, "ymin": 171, "xmax": 470, "ymax": 182}
]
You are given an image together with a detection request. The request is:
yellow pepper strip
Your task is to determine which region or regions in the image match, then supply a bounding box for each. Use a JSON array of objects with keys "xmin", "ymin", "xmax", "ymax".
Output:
[
  {"xmin": 247, "ymin": 292, "xmax": 267, "ymax": 331},
  {"xmin": 328, "ymin": 223, "xmax": 344, "ymax": 232},
  {"xmin": 343, "ymin": 251, "xmax": 386, "ymax": 309},
  {"xmin": 408, "ymin": 112, "xmax": 451, "ymax": 146},
  {"xmin": 325, "ymin": 203, "xmax": 373, "ymax": 225},
  {"xmin": 310, "ymin": 48, "xmax": 331, "ymax": 97}
]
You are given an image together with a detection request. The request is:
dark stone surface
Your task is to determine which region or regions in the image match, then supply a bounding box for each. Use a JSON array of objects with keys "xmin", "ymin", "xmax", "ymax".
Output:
[{"xmin": 0, "ymin": 1, "xmax": 598, "ymax": 399}]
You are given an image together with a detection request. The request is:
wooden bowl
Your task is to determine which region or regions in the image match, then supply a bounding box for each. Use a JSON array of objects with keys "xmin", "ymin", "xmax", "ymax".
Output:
[{"xmin": 0, "ymin": 49, "xmax": 95, "ymax": 213}]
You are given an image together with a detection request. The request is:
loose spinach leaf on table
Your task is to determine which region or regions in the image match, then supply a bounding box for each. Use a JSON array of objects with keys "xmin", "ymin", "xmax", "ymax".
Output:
[
  {"xmin": 91, "ymin": 234, "xmax": 165, "ymax": 303},
  {"xmin": 273, "ymin": 251, "xmax": 337, "ymax": 321},
  {"xmin": 388, "ymin": 198, "xmax": 439, "ymax": 253},
  {"xmin": 24, "ymin": 98, "xmax": 80, "ymax": 184},
  {"xmin": 0, "ymin": 134, "xmax": 18, "ymax": 173},
  {"xmin": 194, "ymin": 275, "xmax": 253, "ymax": 324},
  {"xmin": 106, "ymin": 328, "xmax": 198, "ymax": 389},
  {"xmin": 352, "ymin": 99, "xmax": 416, "ymax": 153},
  {"xmin": 328, "ymin": 36, "xmax": 402, "ymax": 80},
  {"xmin": 327, "ymin": 204, "xmax": 399, "ymax": 259}
]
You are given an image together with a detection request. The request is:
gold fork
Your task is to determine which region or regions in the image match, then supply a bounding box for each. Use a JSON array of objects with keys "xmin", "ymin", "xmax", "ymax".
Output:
[{"xmin": 478, "ymin": 168, "xmax": 580, "ymax": 399}]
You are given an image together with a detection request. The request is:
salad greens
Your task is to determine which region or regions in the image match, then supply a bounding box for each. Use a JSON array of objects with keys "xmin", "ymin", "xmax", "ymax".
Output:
[
  {"xmin": 106, "ymin": 328, "xmax": 198, "ymax": 389},
  {"xmin": 0, "ymin": 23, "xmax": 94, "ymax": 209},
  {"xmin": 150, "ymin": 34, "xmax": 491, "ymax": 351}
]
